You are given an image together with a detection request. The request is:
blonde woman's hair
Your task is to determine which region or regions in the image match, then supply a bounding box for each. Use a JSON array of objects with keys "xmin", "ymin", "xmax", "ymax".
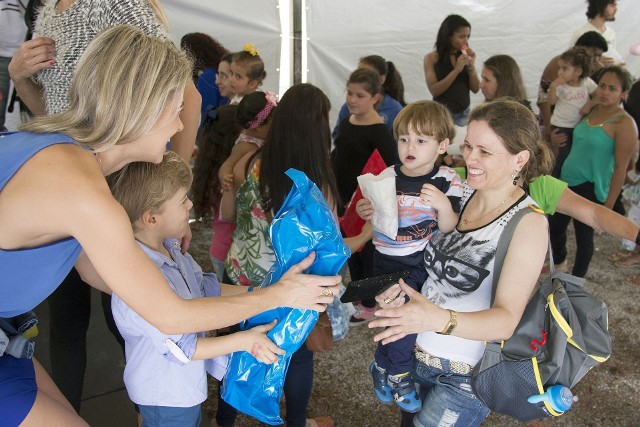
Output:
[
  {"xmin": 20, "ymin": 25, "xmax": 192, "ymax": 152},
  {"xmin": 107, "ymin": 151, "xmax": 193, "ymax": 230},
  {"xmin": 393, "ymin": 100, "xmax": 456, "ymax": 142}
]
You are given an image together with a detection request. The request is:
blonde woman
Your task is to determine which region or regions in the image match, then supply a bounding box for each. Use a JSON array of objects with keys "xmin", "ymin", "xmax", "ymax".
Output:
[
  {"xmin": 0, "ymin": 25, "xmax": 339, "ymax": 427},
  {"xmin": 7, "ymin": 0, "xmax": 202, "ymax": 411}
]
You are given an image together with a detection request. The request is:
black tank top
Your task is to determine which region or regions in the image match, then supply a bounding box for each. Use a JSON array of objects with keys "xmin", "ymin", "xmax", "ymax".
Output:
[{"xmin": 434, "ymin": 53, "xmax": 470, "ymax": 114}]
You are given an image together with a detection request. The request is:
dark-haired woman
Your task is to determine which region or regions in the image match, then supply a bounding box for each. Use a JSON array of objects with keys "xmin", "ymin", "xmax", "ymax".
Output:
[
  {"xmin": 549, "ymin": 66, "xmax": 637, "ymax": 277},
  {"xmin": 220, "ymin": 83, "xmax": 370, "ymax": 427},
  {"xmin": 423, "ymin": 14, "xmax": 480, "ymax": 126}
]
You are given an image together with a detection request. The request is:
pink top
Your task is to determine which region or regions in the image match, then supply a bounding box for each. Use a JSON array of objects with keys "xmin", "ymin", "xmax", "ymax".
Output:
[{"xmin": 209, "ymin": 211, "xmax": 236, "ymax": 261}]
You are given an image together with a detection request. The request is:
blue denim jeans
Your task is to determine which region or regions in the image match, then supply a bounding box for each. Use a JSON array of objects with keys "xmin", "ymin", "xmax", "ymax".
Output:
[
  {"xmin": 139, "ymin": 403, "xmax": 202, "ymax": 427},
  {"xmin": 411, "ymin": 356, "xmax": 489, "ymax": 427},
  {"xmin": 451, "ymin": 107, "xmax": 470, "ymax": 127}
]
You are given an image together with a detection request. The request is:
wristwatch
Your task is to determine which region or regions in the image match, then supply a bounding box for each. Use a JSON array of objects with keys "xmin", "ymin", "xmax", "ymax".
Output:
[{"xmin": 436, "ymin": 309, "xmax": 458, "ymax": 335}]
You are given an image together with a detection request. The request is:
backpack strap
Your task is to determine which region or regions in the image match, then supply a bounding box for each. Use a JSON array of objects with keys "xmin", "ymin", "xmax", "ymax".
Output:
[{"xmin": 491, "ymin": 205, "xmax": 536, "ymax": 305}]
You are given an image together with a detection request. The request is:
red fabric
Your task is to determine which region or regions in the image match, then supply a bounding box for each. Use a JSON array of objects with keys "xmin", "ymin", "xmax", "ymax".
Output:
[{"xmin": 339, "ymin": 149, "xmax": 387, "ymax": 239}]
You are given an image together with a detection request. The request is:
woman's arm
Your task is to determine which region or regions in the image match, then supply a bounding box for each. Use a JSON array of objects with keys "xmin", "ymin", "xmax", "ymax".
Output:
[
  {"xmin": 220, "ymin": 283, "xmax": 249, "ymax": 296},
  {"xmin": 423, "ymin": 52, "xmax": 465, "ymax": 98},
  {"xmin": 465, "ymin": 48, "xmax": 480, "ymax": 94},
  {"xmin": 8, "ymin": 37, "xmax": 56, "ymax": 116},
  {"xmin": 21, "ymin": 148, "xmax": 340, "ymax": 336},
  {"xmin": 369, "ymin": 211, "xmax": 547, "ymax": 344},
  {"xmin": 468, "ymin": 65, "xmax": 480, "ymax": 94},
  {"xmin": 555, "ymin": 186, "xmax": 639, "ymax": 240},
  {"xmin": 604, "ymin": 115, "xmax": 638, "ymax": 209}
]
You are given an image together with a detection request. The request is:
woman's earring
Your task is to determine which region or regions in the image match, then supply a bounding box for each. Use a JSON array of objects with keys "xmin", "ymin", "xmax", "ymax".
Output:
[{"xmin": 512, "ymin": 168, "xmax": 521, "ymax": 186}]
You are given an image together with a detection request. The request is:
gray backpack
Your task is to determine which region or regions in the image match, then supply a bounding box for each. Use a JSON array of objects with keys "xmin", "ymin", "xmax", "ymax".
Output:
[{"xmin": 471, "ymin": 207, "xmax": 612, "ymax": 421}]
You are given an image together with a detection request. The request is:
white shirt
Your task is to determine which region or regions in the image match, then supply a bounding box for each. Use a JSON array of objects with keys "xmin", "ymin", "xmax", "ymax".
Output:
[
  {"xmin": 415, "ymin": 185, "xmax": 537, "ymax": 366},
  {"xmin": 551, "ymin": 78, "xmax": 597, "ymax": 128},
  {"xmin": 569, "ymin": 21, "xmax": 624, "ymax": 64}
]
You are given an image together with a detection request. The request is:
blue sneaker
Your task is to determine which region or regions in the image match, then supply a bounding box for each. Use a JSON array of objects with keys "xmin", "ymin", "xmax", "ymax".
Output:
[
  {"xmin": 388, "ymin": 372, "xmax": 422, "ymax": 413},
  {"xmin": 369, "ymin": 362, "xmax": 393, "ymax": 404}
]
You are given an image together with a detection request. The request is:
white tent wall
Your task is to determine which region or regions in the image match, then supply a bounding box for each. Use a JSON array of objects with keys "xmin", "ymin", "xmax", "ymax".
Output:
[
  {"xmin": 162, "ymin": 0, "xmax": 285, "ymax": 96},
  {"xmin": 304, "ymin": 0, "xmax": 640, "ymax": 130}
]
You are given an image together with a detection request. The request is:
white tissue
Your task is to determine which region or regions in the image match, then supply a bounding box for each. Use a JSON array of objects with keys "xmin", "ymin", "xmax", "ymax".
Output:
[{"xmin": 357, "ymin": 172, "xmax": 398, "ymax": 239}]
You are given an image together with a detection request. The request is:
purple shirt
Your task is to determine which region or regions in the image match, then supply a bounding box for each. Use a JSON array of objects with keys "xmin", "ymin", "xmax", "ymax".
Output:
[{"xmin": 111, "ymin": 239, "xmax": 224, "ymax": 407}]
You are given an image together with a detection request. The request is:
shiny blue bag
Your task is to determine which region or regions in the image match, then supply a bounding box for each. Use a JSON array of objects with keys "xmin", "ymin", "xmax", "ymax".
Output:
[{"xmin": 221, "ymin": 168, "xmax": 350, "ymax": 425}]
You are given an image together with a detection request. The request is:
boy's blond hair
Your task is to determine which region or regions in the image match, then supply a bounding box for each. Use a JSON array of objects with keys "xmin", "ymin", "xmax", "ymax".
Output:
[
  {"xmin": 393, "ymin": 100, "xmax": 456, "ymax": 142},
  {"xmin": 107, "ymin": 151, "xmax": 192, "ymax": 230}
]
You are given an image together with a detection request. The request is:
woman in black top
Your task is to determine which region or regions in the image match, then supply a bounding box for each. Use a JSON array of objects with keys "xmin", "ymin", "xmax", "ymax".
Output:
[{"xmin": 423, "ymin": 14, "xmax": 480, "ymax": 126}]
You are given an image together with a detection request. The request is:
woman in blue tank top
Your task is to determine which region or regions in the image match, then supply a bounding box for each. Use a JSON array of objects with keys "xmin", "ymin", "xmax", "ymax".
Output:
[
  {"xmin": 549, "ymin": 66, "xmax": 637, "ymax": 278},
  {"xmin": 0, "ymin": 25, "xmax": 339, "ymax": 426}
]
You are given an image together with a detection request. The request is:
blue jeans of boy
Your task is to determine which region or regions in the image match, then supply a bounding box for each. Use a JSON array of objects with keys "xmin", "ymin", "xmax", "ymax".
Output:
[{"xmin": 409, "ymin": 356, "xmax": 489, "ymax": 427}]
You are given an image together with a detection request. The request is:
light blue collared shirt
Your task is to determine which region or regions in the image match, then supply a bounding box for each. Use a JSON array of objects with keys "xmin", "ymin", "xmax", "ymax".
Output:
[{"xmin": 111, "ymin": 239, "xmax": 223, "ymax": 407}]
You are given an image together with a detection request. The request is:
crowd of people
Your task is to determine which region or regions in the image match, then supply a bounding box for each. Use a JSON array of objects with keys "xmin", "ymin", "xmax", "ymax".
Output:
[{"xmin": 1, "ymin": 0, "xmax": 639, "ymax": 426}]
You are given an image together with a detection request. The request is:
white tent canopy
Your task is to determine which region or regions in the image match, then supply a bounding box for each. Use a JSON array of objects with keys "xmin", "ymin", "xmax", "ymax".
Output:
[
  {"xmin": 5, "ymin": 1, "xmax": 639, "ymax": 131},
  {"xmin": 164, "ymin": 0, "xmax": 640, "ymax": 128}
]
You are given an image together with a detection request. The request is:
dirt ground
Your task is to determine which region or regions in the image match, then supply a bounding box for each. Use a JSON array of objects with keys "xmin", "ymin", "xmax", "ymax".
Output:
[{"xmin": 188, "ymin": 219, "xmax": 640, "ymax": 427}]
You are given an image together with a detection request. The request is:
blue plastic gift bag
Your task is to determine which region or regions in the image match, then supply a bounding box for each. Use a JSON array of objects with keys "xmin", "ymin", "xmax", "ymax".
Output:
[{"xmin": 221, "ymin": 168, "xmax": 350, "ymax": 425}]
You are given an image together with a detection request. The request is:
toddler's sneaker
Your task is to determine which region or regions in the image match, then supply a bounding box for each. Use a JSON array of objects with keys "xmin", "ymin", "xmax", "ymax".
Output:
[
  {"xmin": 349, "ymin": 302, "xmax": 377, "ymax": 326},
  {"xmin": 388, "ymin": 372, "xmax": 422, "ymax": 413},
  {"xmin": 369, "ymin": 362, "xmax": 393, "ymax": 404}
]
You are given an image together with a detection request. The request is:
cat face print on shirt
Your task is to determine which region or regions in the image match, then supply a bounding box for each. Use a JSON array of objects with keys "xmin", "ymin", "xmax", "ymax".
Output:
[{"xmin": 422, "ymin": 231, "xmax": 492, "ymax": 306}]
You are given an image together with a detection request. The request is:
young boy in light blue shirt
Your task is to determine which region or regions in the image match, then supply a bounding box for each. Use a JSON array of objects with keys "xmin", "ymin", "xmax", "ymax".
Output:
[{"xmin": 107, "ymin": 151, "xmax": 283, "ymax": 427}]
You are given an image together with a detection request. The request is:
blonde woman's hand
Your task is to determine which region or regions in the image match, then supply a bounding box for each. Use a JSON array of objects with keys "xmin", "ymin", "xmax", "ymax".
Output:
[
  {"xmin": 275, "ymin": 252, "xmax": 341, "ymax": 311},
  {"xmin": 243, "ymin": 320, "xmax": 285, "ymax": 364}
]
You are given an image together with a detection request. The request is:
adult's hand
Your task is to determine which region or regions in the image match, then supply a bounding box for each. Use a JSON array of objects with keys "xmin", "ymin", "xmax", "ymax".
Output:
[
  {"xmin": 465, "ymin": 47, "xmax": 476, "ymax": 68},
  {"xmin": 275, "ymin": 252, "xmax": 341, "ymax": 311},
  {"xmin": 8, "ymin": 37, "xmax": 55, "ymax": 82},
  {"xmin": 374, "ymin": 280, "xmax": 406, "ymax": 309},
  {"xmin": 369, "ymin": 280, "xmax": 442, "ymax": 345},
  {"xmin": 454, "ymin": 53, "xmax": 468, "ymax": 73},
  {"xmin": 549, "ymin": 128, "xmax": 568, "ymax": 148}
]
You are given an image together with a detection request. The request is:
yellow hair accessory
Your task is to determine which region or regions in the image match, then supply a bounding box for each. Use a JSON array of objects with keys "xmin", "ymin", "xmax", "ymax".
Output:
[{"xmin": 243, "ymin": 43, "xmax": 259, "ymax": 56}]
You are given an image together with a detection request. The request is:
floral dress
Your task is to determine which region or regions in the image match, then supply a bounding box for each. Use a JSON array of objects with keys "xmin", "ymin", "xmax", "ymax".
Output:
[{"xmin": 225, "ymin": 159, "xmax": 275, "ymax": 286}]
